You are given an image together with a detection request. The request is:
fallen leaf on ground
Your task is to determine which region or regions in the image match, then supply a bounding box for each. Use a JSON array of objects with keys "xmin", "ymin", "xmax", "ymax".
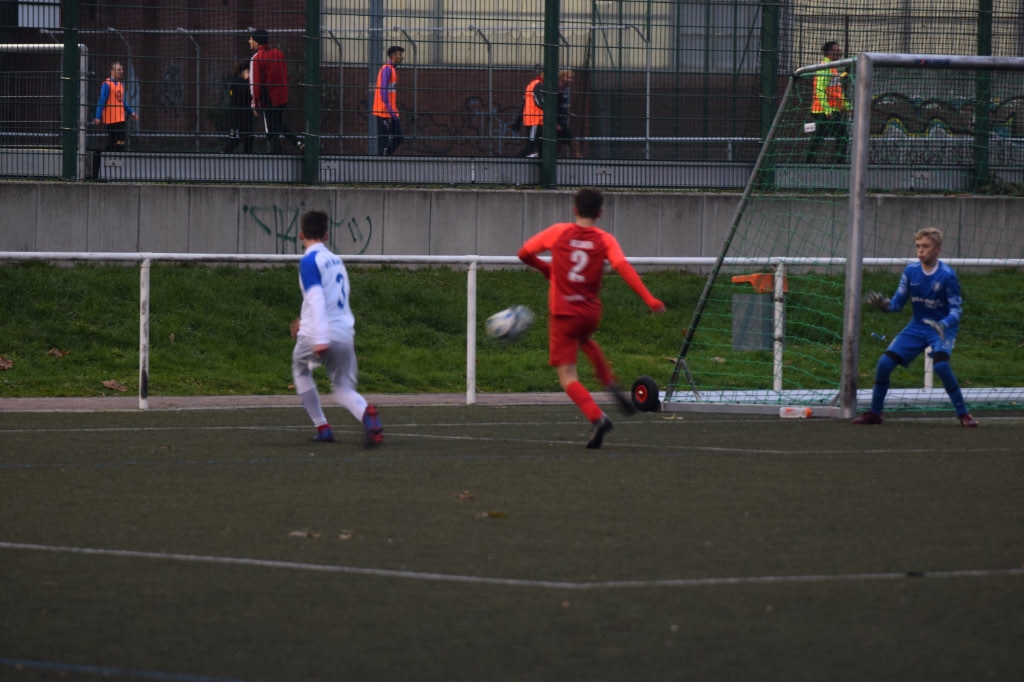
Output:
[
  {"xmin": 711, "ymin": 357, "xmax": 727, "ymax": 363},
  {"xmin": 0, "ymin": 357, "xmax": 12, "ymax": 370},
  {"xmin": 102, "ymin": 379, "xmax": 127, "ymax": 392},
  {"xmin": 453, "ymin": 490, "xmax": 475, "ymax": 500},
  {"xmin": 338, "ymin": 530, "xmax": 354, "ymax": 540},
  {"xmin": 288, "ymin": 530, "xmax": 320, "ymax": 539},
  {"xmin": 169, "ymin": 333, "xmax": 176, "ymax": 342},
  {"xmin": 475, "ymin": 510, "xmax": 507, "ymax": 519},
  {"xmin": 47, "ymin": 348, "xmax": 70, "ymax": 358}
]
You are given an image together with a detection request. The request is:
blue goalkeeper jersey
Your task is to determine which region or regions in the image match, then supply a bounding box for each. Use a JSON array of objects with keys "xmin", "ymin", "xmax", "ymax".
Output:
[
  {"xmin": 888, "ymin": 260, "xmax": 962, "ymax": 334},
  {"xmin": 297, "ymin": 242, "xmax": 355, "ymax": 344}
]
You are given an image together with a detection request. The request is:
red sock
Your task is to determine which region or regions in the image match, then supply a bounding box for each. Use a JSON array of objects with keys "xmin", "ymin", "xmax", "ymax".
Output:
[
  {"xmin": 565, "ymin": 381, "xmax": 604, "ymax": 422},
  {"xmin": 582, "ymin": 339, "xmax": 614, "ymax": 387},
  {"xmin": 317, "ymin": 423, "xmax": 331, "ymax": 432}
]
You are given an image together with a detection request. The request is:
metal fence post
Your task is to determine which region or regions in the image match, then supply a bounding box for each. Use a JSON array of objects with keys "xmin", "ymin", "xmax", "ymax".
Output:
[
  {"xmin": 61, "ymin": 0, "xmax": 81, "ymax": 180},
  {"xmin": 304, "ymin": 0, "xmax": 321, "ymax": 183},
  {"xmin": 758, "ymin": 0, "xmax": 781, "ymax": 189},
  {"xmin": 540, "ymin": 0, "xmax": 559, "ymax": 188},
  {"xmin": 973, "ymin": 0, "xmax": 993, "ymax": 190}
]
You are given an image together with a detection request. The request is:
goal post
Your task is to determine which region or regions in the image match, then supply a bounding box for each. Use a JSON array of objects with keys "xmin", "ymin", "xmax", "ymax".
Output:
[
  {"xmin": 840, "ymin": 53, "xmax": 1024, "ymax": 418},
  {"xmin": 662, "ymin": 53, "xmax": 1024, "ymax": 417}
]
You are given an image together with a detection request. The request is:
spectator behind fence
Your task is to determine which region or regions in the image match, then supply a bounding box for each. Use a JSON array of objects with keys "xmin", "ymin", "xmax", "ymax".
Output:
[
  {"xmin": 372, "ymin": 45, "xmax": 405, "ymax": 156},
  {"xmin": 805, "ymin": 40, "xmax": 851, "ymax": 164},
  {"xmin": 557, "ymin": 70, "xmax": 581, "ymax": 159},
  {"xmin": 249, "ymin": 29, "xmax": 304, "ymax": 155},
  {"xmin": 518, "ymin": 68, "xmax": 544, "ymax": 158},
  {"xmin": 93, "ymin": 62, "xmax": 138, "ymax": 152},
  {"xmin": 221, "ymin": 61, "xmax": 254, "ymax": 154}
]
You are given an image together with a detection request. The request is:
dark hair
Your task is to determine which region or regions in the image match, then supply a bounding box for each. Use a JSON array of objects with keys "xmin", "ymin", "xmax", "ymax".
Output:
[
  {"xmin": 387, "ymin": 45, "xmax": 405, "ymax": 57},
  {"xmin": 822, "ymin": 40, "xmax": 840, "ymax": 55},
  {"xmin": 300, "ymin": 210, "xmax": 329, "ymax": 241},
  {"xmin": 574, "ymin": 187, "xmax": 603, "ymax": 219},
  {"xmin": 232, "ymin": 60, "xmax": 247, "ymax": 78},
  {"xmin": 251, "ymin": 29, "xmax": 269, "ymax": 45}
]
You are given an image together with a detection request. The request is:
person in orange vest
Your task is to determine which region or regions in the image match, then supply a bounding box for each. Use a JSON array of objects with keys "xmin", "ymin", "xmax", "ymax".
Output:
[
  {"xmin": 519, "ymin": 69, "xmax": 544, "ymax": 158},
  {"xmin": 372, "ymin": 45, "xmax": 405, "ymax": 156},
  {"xmin": 805, "ymin": 40, "xmax": 851, "ymax": 164},
  {"xmin": 93, "ymin": 62, "xmax": 138, "ymax": 152}
]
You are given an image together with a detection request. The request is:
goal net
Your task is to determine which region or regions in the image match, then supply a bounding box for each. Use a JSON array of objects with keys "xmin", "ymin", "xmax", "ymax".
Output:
[{"xmin": 662, "ymin": 53, "xmax": 1024, "ymax": 417}]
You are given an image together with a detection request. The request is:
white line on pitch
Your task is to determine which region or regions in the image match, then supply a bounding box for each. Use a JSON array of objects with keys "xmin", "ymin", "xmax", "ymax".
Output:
[
  {"xmin": 0, "ymin": 423, "xmax": 1017, "ymax": 457},
  {"xmin": 2, "ymin": 541, "xmax": 1022, "ymax": 591}
]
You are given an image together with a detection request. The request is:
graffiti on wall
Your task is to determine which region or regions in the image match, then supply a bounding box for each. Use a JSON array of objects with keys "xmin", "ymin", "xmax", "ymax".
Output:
[
  {"xmin": 870, "ymin": 94, "xmax": 1024, "ymax": 166},
  {"xmin": 244, "ymin": 204, "xmax": 373, "ymax": 255},
  {"xmin": 399, "ymin": 97, "xmax": 524, "ymax": 156},
  {"xmin": 403, "ymin": 96, "xmax": 524, "ymax": 154},
  {"xmin": 159, "ymin": 61, "xmax": 184, "ymax": 117}
]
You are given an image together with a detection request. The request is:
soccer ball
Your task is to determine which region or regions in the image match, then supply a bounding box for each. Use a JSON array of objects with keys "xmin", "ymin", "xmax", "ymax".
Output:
[{"xmin": 485, "ymin": 305, "xmax": 534, "ymax": 340}]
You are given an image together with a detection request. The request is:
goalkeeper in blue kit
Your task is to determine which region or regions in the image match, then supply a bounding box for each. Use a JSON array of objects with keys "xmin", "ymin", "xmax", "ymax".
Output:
[{"xmin": 853, "ymin": 227, "xmax": 978, "ymax": 427}]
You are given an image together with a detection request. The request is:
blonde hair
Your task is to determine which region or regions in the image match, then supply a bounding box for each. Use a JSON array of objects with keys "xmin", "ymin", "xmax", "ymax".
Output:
[{"xmin": 915, "ymin": 227, "xmax": 943, "ymax": 247}]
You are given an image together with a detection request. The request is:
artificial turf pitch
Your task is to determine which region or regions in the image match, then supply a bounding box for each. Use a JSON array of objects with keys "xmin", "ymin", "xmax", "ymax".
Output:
[{"xmin": 1, "ymin": 404, "xmax": 1022, "ymax": 682}]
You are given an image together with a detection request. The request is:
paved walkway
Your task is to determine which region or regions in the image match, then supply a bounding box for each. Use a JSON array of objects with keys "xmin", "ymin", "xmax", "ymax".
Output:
[{"xmin": 0, "ymin": 392, "xmax": 623, "ymax": 412}]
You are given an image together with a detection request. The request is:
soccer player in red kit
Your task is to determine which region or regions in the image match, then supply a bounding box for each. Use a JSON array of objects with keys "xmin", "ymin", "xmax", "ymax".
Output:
[{"xmin": 518, "ymin": 187, "xmax": 666, "ymax": 448}]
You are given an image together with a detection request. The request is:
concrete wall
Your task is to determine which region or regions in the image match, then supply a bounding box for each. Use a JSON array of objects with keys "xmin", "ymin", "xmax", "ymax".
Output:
[{"xmin": 1, "ymin": 182, "xmax": 1020, "ymax": 261}]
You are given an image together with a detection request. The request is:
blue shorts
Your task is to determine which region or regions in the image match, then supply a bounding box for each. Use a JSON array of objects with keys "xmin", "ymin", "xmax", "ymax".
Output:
[{"xmin": 885, "ymin": 319, "xmax": 956, "ymax": 367}]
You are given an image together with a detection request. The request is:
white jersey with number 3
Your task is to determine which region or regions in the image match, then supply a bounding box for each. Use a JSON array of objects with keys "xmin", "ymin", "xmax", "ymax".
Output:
[{"xmin": 297, "ymin": 242, "xmax": 355, "ymax": 345}]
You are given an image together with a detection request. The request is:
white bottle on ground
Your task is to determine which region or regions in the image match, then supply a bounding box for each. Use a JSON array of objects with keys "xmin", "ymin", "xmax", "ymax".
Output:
[{"xmin": 779, "ymin": 406, "xmax": 813, "ymax": 418}]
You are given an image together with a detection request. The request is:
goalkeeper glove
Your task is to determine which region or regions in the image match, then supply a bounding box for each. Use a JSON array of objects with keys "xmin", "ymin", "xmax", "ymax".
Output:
[
  {"xmin": 923, "ymin": 318, "xmax": 946, "ymax": 343},
  {"xmin": 866, "ymin": 291, "xmax": 889, "ymax": 311}
]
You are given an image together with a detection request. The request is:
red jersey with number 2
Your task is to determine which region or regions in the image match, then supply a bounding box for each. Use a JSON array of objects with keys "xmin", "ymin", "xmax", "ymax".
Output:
[{"xmin": 520, "ymin": 222, "xmax": 627, "ymax": 318}]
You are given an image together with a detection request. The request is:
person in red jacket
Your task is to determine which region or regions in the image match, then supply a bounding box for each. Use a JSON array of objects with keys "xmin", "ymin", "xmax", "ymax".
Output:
[
  {"xmin": 518, "ymin": 187, "xmax": 666, "ymax": 448},
  {"xmin": 248, "ymin": 29, "xmax": 304, "ymax": 155}
]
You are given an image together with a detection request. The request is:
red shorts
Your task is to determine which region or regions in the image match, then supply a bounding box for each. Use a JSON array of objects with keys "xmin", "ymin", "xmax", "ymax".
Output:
[{"xmin": 548, "ymin": 313, "xmax": 601, "ymax": 366}]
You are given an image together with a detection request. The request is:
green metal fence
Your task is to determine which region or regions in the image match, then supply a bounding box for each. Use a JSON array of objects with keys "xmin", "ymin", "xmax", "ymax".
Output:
[{"xmin": 0, "ymin": 0, "xmax": 1020, "ymax": 186}]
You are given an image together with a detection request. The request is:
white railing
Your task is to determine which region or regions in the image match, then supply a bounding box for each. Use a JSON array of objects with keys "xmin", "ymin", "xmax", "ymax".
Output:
[
  {"xmin": 3, "ymin": 252, "xmax": 1019, "ymax": 410},
  {"xmin": 0, "ymin": 252, "xmax": 713, "ymax": 408}
]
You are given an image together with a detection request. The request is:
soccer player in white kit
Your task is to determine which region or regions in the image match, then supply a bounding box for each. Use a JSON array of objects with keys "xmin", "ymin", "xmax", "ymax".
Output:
[{"xmin": 291, "ymin": 210, "xmax": 383, "ymax": 446}]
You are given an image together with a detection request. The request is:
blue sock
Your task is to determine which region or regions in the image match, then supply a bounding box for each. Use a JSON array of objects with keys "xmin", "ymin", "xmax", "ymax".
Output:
[
  {"xmin": 934, "ymin": 361, "xmax": 968, "ymax": 416},
  {"xmin": 871, "ymin": 354, "xmax": 897, "ymax": 414}
]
